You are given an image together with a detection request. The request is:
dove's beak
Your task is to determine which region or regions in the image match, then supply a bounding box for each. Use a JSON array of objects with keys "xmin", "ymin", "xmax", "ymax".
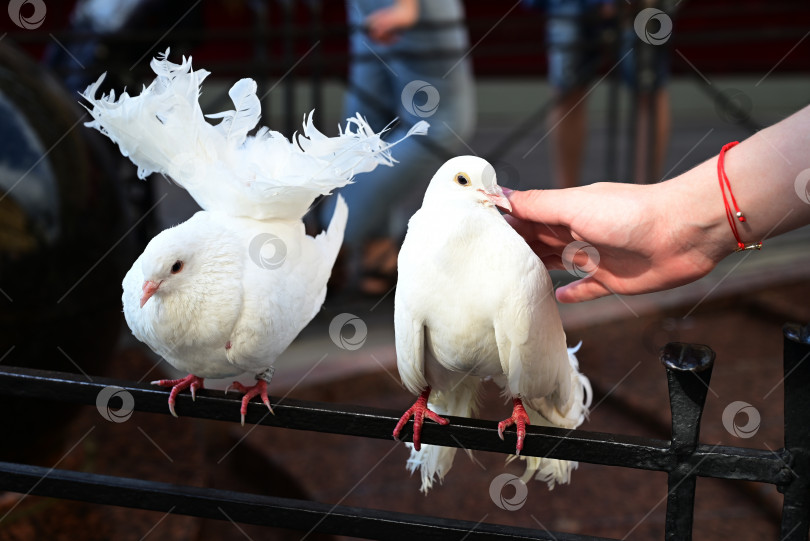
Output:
[
  {"xmin": 478, "ymin": 187, "xmax": 512, "ymax": 212},
  {"xmin": 140, "ymin": 280, "xmax": 161, "ymax": 308}
]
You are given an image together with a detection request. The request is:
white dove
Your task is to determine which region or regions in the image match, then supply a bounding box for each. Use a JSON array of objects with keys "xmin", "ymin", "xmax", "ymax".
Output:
[
  {"xmin": 82, "ymin": 51, "xmax": 427, "ymax": 420},
  {"xmin": 392, "ymin": 156, "xmax": 592, "ymax": 492},
  {"xmin": 119, "ymin": 205, "xmax": 346, "ymax": 422}
]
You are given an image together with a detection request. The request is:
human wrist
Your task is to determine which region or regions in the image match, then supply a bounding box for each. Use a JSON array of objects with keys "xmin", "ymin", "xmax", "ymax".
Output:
[{"xmin": 653, "ymin": 161, "xmax": 733, "ymax": 265}]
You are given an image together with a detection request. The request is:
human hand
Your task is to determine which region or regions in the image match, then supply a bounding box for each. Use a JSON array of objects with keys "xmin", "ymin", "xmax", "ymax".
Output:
[
  {"xmin": 365, "ymin": 0, "xmax": 419, "ymax": 45},
  {"xmin": 504, "ymin": 183, "xmax": 728, "ymax": 303}
]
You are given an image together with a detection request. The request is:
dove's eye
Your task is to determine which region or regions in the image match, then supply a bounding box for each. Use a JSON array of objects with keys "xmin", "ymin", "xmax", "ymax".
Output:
[
  {"xmin": 455, "ymin": 172, "xmax": 470, "ymax": 186},
  {"xmin": 170, "ymin": 260, "xmax": 184, "ymax": 274}
]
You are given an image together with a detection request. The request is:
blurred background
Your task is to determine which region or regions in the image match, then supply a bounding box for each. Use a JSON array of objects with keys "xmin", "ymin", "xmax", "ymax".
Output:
[{"xmin": 0, "ymin": 0, "xmax": 809, "ymax": 539}]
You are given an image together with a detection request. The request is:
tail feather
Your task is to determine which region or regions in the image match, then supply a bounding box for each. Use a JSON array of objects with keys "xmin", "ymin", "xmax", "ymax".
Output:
[
  {"xmin": 81, "ymin": 52, "xmax": 211, "ymax": 182},
  {"xmin": 518, "ymin": 343, "xmax": 592, "ymax": 489},
  {"xmin": 406, "ymin": 378, "xmax": 480, "ymax": 493},
  {"xmin": 511, "ymin": 407, "xmax": 578, "ymax": 489},
  {"xmin": 81, "ymin": 50, "xmax": 428, "ymax": 221}
]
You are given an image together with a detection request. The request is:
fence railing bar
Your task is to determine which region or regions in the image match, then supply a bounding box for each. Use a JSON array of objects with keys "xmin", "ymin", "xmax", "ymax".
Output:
[
  {"xmin": 0, "ymin": 460, "xmax": 610, "ymax": 541},
  {"xmin": 689, "ymin": 446, "xmax": 791, "ymax": 482},
  {"xmin": 0, "ymin": 366, "xmax": 792, "ymax": 485}
]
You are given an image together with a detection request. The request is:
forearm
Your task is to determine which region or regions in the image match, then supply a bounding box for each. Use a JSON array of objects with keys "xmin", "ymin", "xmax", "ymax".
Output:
[{"xmin": 655, "ymin": 105, "xmax": 810, "ymax": 262}]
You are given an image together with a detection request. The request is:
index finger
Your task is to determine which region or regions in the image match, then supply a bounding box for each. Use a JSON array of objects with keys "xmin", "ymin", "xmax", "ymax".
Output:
[{"xmin": 505, "ymin": 188, "xmax": 571, "ymax": 226}]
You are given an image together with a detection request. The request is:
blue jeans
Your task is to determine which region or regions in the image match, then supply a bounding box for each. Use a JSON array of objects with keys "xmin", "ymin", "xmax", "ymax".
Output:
[
  {"xmin": 320, "ymin": 0, "xmax": 476, "ymax": 248},
  {"xmin": 546, "ymin": 2, "xmax": 669, "ymax": 92}
]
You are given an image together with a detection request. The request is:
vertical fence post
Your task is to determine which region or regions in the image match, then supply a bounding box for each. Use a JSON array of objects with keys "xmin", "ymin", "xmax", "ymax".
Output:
[
  {"xmin": 660, "ymin": 342, "xmax": 716, "ymax": 541},
  {"xmin": 780, "ymin": 323, "xmax": 810, "ymax": 541}
]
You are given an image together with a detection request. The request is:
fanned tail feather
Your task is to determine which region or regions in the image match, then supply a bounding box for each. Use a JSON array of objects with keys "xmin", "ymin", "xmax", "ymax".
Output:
[
  {"xmin": 81, "ymin": 51, "xmax": 211, "ymax": 182},
  {"xmin": 406, "ymin": 378, "xmax": 480, "ymax": 494},
  {"xmin": 205, "ymin": 78, "xmax": 261, "ymax": 146},
  {"xmin": 517, "ymin": 343, "xmax": 592, "ymax": 489},
  {"xmin": 294, "ymin": 113, "xmax": 430, "ymax": 184},
  {"xmin": 81, "ymin": 50, "xmax": 428, "ymax": 221}
]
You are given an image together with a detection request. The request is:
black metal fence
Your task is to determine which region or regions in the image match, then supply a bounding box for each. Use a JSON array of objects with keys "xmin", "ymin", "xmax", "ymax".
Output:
[{"xmin": 0, "ymin": 324, "xmax": 808, "ymax": 540}]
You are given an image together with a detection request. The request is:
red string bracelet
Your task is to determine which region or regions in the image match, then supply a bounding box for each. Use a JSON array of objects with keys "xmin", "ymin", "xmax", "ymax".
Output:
[{"xmin": 717, "ymin": 141, "xmax": 762, "ymax": 252}]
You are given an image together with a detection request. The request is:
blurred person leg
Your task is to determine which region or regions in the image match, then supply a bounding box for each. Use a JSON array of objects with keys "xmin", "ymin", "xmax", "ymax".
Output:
[
  {"xmin": 634, "ymin": 89, "xmax": 670, "ymax": 183},
  {"xmin": 548, "ymin": 88, "xmax": 589, "ymax": 189},
  {"xmin": 622, "ymin": 25, "xmax": 671, "ymax": 183},
  {"xmin": 325, "ymin": 0, "xmax": 475, "ymax": 295},
  {"xmin": 546, "ymin": 2, "xmax": 606, "ymax": 189}
]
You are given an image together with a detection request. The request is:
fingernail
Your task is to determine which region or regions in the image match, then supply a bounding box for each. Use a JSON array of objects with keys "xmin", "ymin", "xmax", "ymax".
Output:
[{"xmin": 501, "ymin": 187, "xmax": 514, "ymax": 198}]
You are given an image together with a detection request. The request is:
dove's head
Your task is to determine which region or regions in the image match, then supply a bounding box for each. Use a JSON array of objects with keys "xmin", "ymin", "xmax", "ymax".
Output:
[
  {"xmin": 138, "ymin": 227, "xmax": 201, "ymax": 308},
  {"xmin": 423, "ymin": 156, "xmax": 511, "ymax": 212}
]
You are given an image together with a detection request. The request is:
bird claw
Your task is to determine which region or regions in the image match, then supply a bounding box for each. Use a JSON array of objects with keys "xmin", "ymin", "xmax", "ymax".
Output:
[
  {"xmin": 228, "ymin": 379, "xmax": 273, "ymax": 426},
  {"xmin": 393, "ymin": 388, "xmax": 448, "ymax": 451},
  {"xmin": 498, "ymin": 398, "xmax": 531, "ymax": 455},
  {"xmin": 151, "ymin": 374, "xmax": 205, "ymax": 418}
]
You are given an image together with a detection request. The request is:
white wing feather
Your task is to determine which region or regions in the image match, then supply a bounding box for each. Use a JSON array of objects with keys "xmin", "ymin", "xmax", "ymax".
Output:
[{"xmin": 512, "ymin": 344, "xmax": 592, "ymax": 490}]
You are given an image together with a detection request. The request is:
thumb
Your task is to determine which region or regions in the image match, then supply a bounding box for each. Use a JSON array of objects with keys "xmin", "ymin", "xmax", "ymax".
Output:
[{"xmin": 555, "ymin": 277, "xmax": 611, "ymax": 303}]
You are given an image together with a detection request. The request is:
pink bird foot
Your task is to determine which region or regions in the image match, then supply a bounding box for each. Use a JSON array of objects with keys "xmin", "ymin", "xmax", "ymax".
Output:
[
  {"xmin": 498, "ymin": 398, "xmax": 531, "ymax": 455},
  {"xmin": 151, "ymin": 374, "xmax": 205, "ymax": 418},
  {"xmin": 393, "ymin": 388, "xmax": 449, "ymax": 451},
  {"xmin": 226, "ymin": 379, "xmax": 274, "ymax": 426}
]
